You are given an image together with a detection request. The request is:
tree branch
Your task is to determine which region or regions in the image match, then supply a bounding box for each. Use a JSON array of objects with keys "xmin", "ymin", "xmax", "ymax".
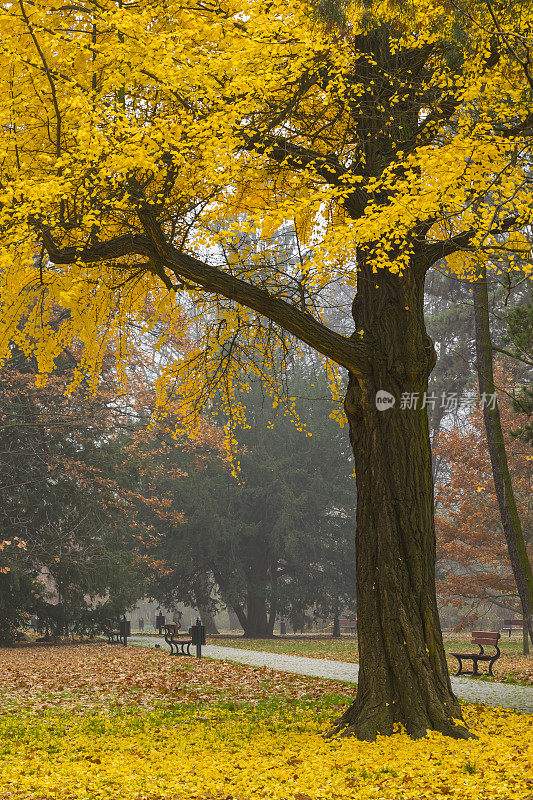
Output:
[
  {"xmin": 417, "ymin": 214, "xmax": 523, "ymax": 271},
  {"xmin": 39, "ymin": 222, "xmax": 372, "ymax": 376},
  {"xmin": 241, "ymin": 131, "xmax": 367, "ymax": 218}
]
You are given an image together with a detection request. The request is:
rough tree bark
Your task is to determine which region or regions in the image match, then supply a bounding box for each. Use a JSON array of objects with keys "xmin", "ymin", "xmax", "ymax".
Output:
[
  {"xmin": 472, "ymin": 267, "xmax": 533, "ymax": 654},
  {"xmin": 331, "ymin": 258, "xmax": 471, "ymax": 740}
]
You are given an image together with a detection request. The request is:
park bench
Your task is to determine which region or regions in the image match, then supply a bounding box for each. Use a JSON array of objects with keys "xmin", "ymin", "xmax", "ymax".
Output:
[
  {"xmin": 104, "ymin": 619, "xmax": 122, "ymax": 644},
  {"xmin": 338, "ymin": 617, "xmax": 357, "ymax": 633},
  {"xmin": 328, "ymin": 617, "xmax": 357, "ymax": 634},
  {"xmin": 164, "ymin": 620, "xmax": 206, "ymax": 658},
  {"xmin": 501, "ymin": 618, "xmax": 524, "ymax": 637},
  {"xmin": 164, "ymin": 624, "xmax": 193, "ymax": 656},
  {"xmin": 449, "ymin": 631, "xmax": 501, "ymax": 677},
  {"xmin": 104, "ymin": 618, "xmax": 130, "ymax": 646}
]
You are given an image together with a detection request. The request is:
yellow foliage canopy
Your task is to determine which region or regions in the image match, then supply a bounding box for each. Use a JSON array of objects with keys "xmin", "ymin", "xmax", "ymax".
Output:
[{"xmin": 0, "ymin": 0, "xmax": 531, "ymax": 417}]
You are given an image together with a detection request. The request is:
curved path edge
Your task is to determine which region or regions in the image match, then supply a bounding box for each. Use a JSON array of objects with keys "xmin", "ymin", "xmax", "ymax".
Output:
[{"xmin": 129, "ymin": 636, "xmax": 533, "ymax": 714}]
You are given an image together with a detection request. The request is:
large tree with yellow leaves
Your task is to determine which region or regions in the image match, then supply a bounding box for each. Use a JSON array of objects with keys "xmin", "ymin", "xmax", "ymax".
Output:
[{"xmin": 0, "ymin": 0, "xmax": 532, "ymax": 739}]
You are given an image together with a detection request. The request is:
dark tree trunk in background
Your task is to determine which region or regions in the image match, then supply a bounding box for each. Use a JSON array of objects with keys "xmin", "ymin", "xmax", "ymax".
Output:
[
  {"xmin": 221, "ymin": 592, "xmax": 274, "ymax": 638},
  {"xmin": 243, "ymin": 590, "xmax": 274, "ymax": 637},
  {"xmin": 231, "ymin": 601, "xmax": 249, "ymax": 634},
  {"xmin": 473, "ymin": 267, "xmax": 533, "ymax": 654},
  {"xmin": 239, "ymin": 538, "xmax": 275, "ymax": 637},
  {"xmin": 332, "ymin": 260, "xmax": 471, "ymax": 741}
]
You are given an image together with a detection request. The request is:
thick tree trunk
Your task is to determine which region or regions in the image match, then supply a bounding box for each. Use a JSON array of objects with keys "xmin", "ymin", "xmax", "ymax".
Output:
[
  {"xmin": 227, "ymin": 595, "xmax": 274, "ymax": 637},
  {"xmin": 241, "ymin": 538, "xmax": 276, "ymax": 637},
  {"xmin": 243, "ymin": 590, "xmax": 274, "ymax": 637},
  {"xmin": 217, "ymin": 557, "xmax": 275, "ymax": 636},
  {"xmin": 472, "ymin": 268, "xmax": 533, "ymax": 654},
  {"xmin": 333, "ymin": 262, "xmax": 471, "ymax": 740}
]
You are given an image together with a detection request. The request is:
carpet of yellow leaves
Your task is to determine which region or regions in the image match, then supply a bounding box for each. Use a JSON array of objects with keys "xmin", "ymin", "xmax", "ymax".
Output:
[{"xmin": 0, "ymin": 645, "xmax": 532, "ymax": 800}]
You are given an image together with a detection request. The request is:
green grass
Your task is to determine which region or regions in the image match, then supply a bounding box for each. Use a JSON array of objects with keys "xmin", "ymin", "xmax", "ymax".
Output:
[{"xmin": 209, "ymin": 635, "xmax": 360, "ymax": 659}]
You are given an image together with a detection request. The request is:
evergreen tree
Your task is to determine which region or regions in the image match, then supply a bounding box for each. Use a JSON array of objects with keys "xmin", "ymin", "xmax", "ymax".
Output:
[
  {"xmin": 138, "ymin": 366, "xmax": 357, "ymax": 636},
  {"xmin": 0, "ymin": 347, "xmax": 145, "ymax": 640}
]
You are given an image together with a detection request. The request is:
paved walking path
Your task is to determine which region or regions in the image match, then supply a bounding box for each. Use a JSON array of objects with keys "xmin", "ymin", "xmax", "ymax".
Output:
[{"xmin": 130, "ymin": 636, "xmax": 533, "ymax": 714}]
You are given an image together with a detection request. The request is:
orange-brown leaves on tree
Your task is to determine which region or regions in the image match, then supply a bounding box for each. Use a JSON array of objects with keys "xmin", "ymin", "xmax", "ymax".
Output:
[{"xmin": 434, "ymin": 379, "xmax": 532, "ymax": 624}]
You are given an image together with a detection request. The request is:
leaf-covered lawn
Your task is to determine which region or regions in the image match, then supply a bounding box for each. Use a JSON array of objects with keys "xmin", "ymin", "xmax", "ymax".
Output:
[
  {"xmin": 0, "ymin": 644, "xmax": 532, "ymax": 800},
  {"xmin": 209, "ymin": 635, "xmax": 533, "ymax": 685},
  {"xmin": 0, "ymin": 644, "xmax": 343, "ymax": 714}
]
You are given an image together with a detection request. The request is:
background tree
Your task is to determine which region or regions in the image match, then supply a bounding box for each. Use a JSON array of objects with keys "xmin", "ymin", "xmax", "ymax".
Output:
[
  {"xmin": 0, "ymin": 541, "xmax": 37, "ymax": 644},
  {"xmin": 0, "ymin": 344, "xmax": 149, "ymax": 638},
  {"xmin": 473, "ymin": 266, "xmax": 533, "ymax": 651},
  {"xmin": 0, "ymin": 320, "xmax": 214, "ymax": 640},
  {"xmin": 424, "ymin": 256, "xmax": 532, "ymax": 650},
  {"xmin": 132, "ymin": 364, "xmax": 357, "ymax": 637},
  {"xmin": 434, "ymin": 390, "xmax": 532, "ymax": 634}
]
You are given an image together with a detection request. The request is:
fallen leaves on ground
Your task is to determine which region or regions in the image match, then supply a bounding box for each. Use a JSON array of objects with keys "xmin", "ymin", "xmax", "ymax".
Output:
[
  {"xmin": 488, "ymin": 655, "xmax": 533, "ymax": 686},
  {"xmin": 0, "ymin": 699, "xmax": 532, "ymax": 799},
  {"xmin": 0, "ymin": 644, "xmax": 347, "ymax": 714},
  {"xmin": 0, "ymin": 645, "xmax": 532, "ymax": 800}
]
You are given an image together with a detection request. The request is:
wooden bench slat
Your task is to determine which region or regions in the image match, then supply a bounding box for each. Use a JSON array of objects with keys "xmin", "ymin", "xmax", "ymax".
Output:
[{"xmin": 450, "ymin": 652, "xmax": 492, "ymax": 660}]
